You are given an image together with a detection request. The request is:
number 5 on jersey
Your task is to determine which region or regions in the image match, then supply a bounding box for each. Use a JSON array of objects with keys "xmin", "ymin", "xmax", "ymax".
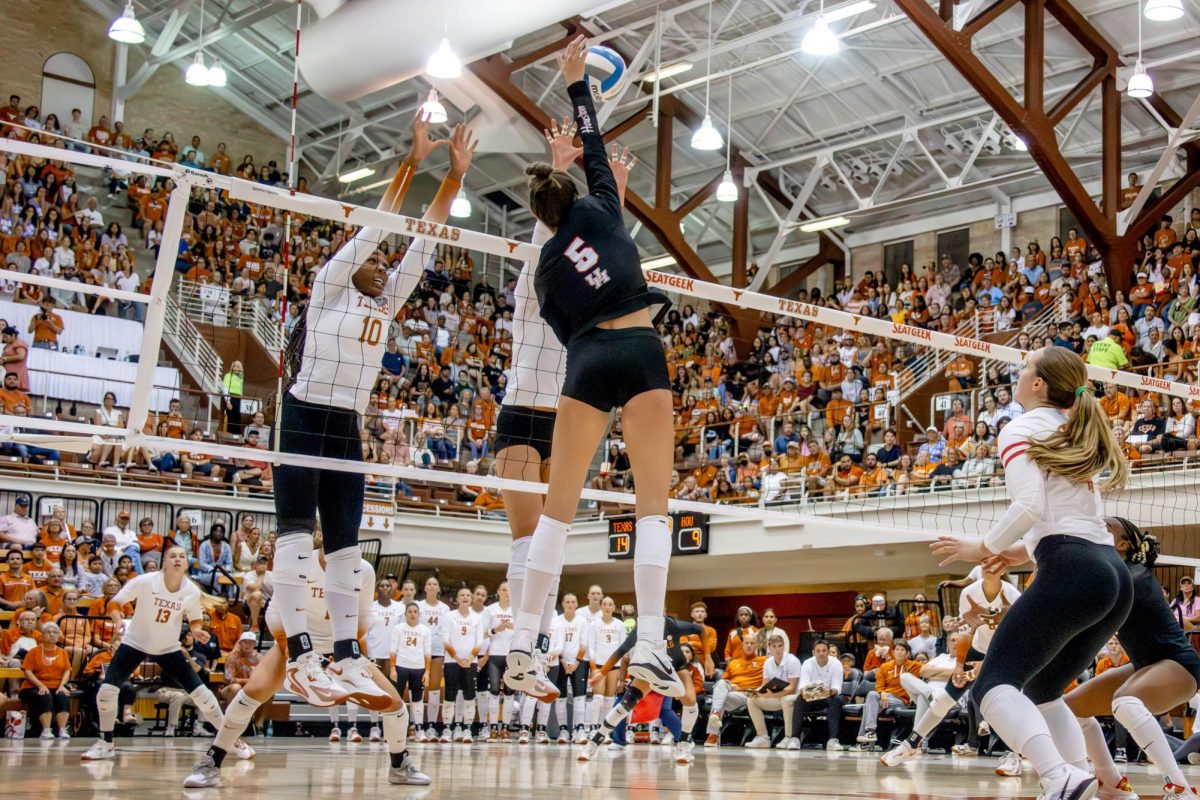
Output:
[{"xmin": 565, "ymin": 237, "xmax": 610, "ymax": 289}]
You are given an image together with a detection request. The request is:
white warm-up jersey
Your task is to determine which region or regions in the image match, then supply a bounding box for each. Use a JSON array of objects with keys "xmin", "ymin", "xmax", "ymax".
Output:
[
  {"xmin": 922, "ymin": 652, "xmax": 958, "ymax": 691},
  {"xmin": 549, "ymin": 614, "xmax": 586, "ymax": 664},
  {"xmin": 391, "ymin": 621, "xmax": 432, "ymax": 670},
  {"xmin": 266, "ymin": 552, "xmax": 375, "ymax": 655},
  {"xmin": 365, "ymin": 600, "xmax": 407, "ymax": 660},
  {"xmin": 418, "ymin": 599, "xmax": 450, "ymax": 657},
  {"xmin": 503, "ymin": 222, "xmax": 564, "ymax": 410},
  {"xmin": 112, "ymin": 572, "xmax": 203, "ymax": 656},
  {"xmin": 763, "ymin": 653, "xmax": 803, "ymax": 685},
  {"xmin": 481, "ymin": 602, "xmax": 514, "ymax": 658},
  {"xmin": 799, "ymin": 656, "xmax": 843, "ymax": 695},
  {"xmin": 959, "ymin": 579, "xmax": 1022, "ymax": 654},
  {"xmin": 588, "ymin": 617, "xmax": 626, "ymax": 667},
  {"xmin": 440, "ymin": 608, "xmax": 484, "ymax": 662},
  {"xmin": 987, "ymin": 406, "xmax": 1110, "ymax": 557},
  {"xmin": 289, "ymin": 224, "xmax": 427, "ymax": 414}
]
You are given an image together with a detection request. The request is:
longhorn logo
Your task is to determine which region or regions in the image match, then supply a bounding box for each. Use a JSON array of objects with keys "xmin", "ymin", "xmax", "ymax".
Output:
[
  {"xmin": 732, "ymin": 290, "xmax": 744, "ymax": 301},
  {"xmin": 852, "ymin": 315, "xmax": 862, "ymax": 326},
  {"xmin": 340, "ymin": 204, "xmax": 354, "ymax": 219},
  {"xmin": 506, "ymin": 241, "xmax": 520, "ymax": 254}
]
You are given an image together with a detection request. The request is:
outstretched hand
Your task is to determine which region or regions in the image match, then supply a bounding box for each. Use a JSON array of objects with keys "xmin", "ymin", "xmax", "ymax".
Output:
[
  {"xmin": 408, "ymin": 111, "xmax": 448, "ymax": 163},
  {"xmin": 608, "ymin": 143, "xmax": 637, "ymax": 202},
  {"xmin": 930, "ymin": 536, "xmax": 989, "ymax": 568},
  {"xmin": 558, "ymin": 34, "xmax": 588, "ymax": 88},
  {"xmin": 545, "ymin": 116, "xmax": 582, "ymax": 171},
  {"xmin": 447, "ymin": 124, "xmax": 480, "ymax": 179}
]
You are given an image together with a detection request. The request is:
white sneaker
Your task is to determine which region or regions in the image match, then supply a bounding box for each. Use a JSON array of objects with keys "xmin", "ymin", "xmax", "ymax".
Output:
[
  {"xmin": 460, "ymin": 729, "xmax": 473, "ymax": 745},
  {"xmin": 286, "ymin": 651, "xmax": 349, "ymax": 707},
  {"xmin": 746, "ymin": 735, "xmax": 772, "ymax": 749},
  {"xmin": 783, "ymin": 737, "xmax": 801, "ymax": 751},
  {"xmin": 414, "ymin": 728, "xmax": 428, "ymax": 743},
  {"xmin": 535, "ymin": 728, "xmax": 550, "ymax": 744},
  {"xmin": 57, "ymin": 730, "xmax": 70, "ymax": 741},
  {"xmin": 578, "ymin": 738, "xmax": 600, "ymax": 762},
  {"xmin": 627, "ymin": 641, "xmax": 684, "ymax": 698},
  {"xmin": 827, "ymin": 738, "xmax": 844, "ymax": 752},
  {"xmin": 328, "ymin": 656, "xmax": 390, "ymax": 710},
  {"xmin": 574, "ymin": 727, "xmax": 588, "ymax": 745},
  {"xmin": 348, "ymin": 727, "xmax": 363, "ymax": 743},
  {"xmin": 951, "ymin": 743, "xmax": 978, "ymax": 756},
  {"xmin": 996, "ymin": 752, "xmax": 1022, "ymax": 777},
  {"xmin": 504, "ymin": 650, "xmax": 560, "ymax": 702},
  {"xmin": 518, "ymin": 728, "xmax": 531, "ymax": 745},
  {"xmin": 39, "ymin": 729, "xmax": 54, "ymax": 740},
  {"xmin": 673, "ymin": 741, "xmax": 694, "ymax": 764},
  {"xmin": 451, "ymin": 726, "xmax": 463, "ymax": 743},
  {"xmin": 387, "ymin": 754, "xmax": 432, "ymax": 785},
  {"xmin": 649, "ymin": 728, "xmax": 661, "ymax": 745},
  {"xmin": 661, "ymin": 732, "xmax": 674, "ymax": 746},
  {"xmin": 1097, "ymin": 776, "xmax": 1139, "ymax": 800},
  {"xmin": 856, "ymin": 730, "xmax": 877, "ymax": 745},
  {"xmin": 881, "ymin": 740, "xmax": 919, "ymax": 767},
  {"xmin": 1037, "ymin": 765, "xmax": 1096, "ymax": 800},
  {"xmin": 233, "ymin": 739, "xmax": 256, "ymax": 760},
  {"xmin": 183, "ymin": 755, "xmax": 221, "ymax": 788},
  {"xmin": 329, "ymin": 728, "xmax": 342, "ymax": 742},
  {"xmin": 557, "ymin": 729, "xmax": 569, "ymax": 745},
  {"xmin": 82, "ymin": 740, "xmax": 115, "ymax": 760},
  {"xmin": 1163, "ymin": 783, "xmax": 1200, "ymax": 800},
  {"xmin": 369, "ymin": 725, "xmax": 382, "ymax": 742}
]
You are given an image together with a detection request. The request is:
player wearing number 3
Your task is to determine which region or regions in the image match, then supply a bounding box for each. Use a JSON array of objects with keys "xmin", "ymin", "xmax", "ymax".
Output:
[
  {"xmin": 273, "ymin": 113, "xmax": 479, "ymax": 707},
  {"xmin": 508, "ymin": 35, "xmax": 682, "ymax": 699},
  {"xmin": 82, "ymin": 544, "xmax": 252, "ymax": 761}
]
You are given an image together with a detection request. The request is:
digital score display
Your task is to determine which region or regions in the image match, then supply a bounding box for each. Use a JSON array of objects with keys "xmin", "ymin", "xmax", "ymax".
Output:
[{"xmin": 607, "ymin": 513, "xmax": 709, "ymax": 559}]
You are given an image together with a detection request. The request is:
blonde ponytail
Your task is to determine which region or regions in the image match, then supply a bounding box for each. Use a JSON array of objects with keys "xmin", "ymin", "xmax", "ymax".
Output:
[{"xmin": 1023, "ymin": 347, "xmax": 1129, "ymax": 492}]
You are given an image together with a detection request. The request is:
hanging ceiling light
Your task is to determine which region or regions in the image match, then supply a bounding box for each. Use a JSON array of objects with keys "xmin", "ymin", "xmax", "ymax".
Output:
[
  {"xmin": 206, "ymin": 60, "xmax": 227, "ymax": 88},
  {"xmin": 426, "ymin": 37, "xmax": 463, "ymax": 79},
  {"xmin": 419, "ymin": 89, "xmax": 448, "ymax": 124},
  {"xmin": 450, "ymin": 188, "xmax": 471, "ymax": 218},
  {"xmin": 1127, "ymin": 3, "xmax": 1155, "ymax": 98},
  {"xmin": 802, "ymin": 9, "xmax": 841, "ymax": 56},
  {"xmin": 338, "ymin": 166, "xmax": 376, "ymax": 184},
  {"xmin": 691, "ymin": 0, "xmax": 724, "ymax": 152},
  {"xmin": 716, "ymin": 75, "xmax": 738, "ymax": 201},
  {"xmin": 186, "ymin": 53, "xmax": 210, "ymax": 86},
  {"xmin": 108, "ymin": 2, "xmax": 146, "ymax": 44},
  {"xmin": 1144, "ymin": 0, "xmax": 1184, "ymax": 21}
]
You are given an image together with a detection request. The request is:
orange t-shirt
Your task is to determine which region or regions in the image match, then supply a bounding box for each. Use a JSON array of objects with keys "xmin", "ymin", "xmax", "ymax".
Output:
[
  {"xmin": 39, "ymin": 533, "xmax": 70, "ymax": 564},
  {"xmin": 723, "ymin": 654, "xmax": 768, "ymax": 691},
  {"xmin": 1100, "ymin": 393, "xmax": 1132, "ymax": 422},
  {"xmin": 41, "ymin": 586, "xmax": 65, "ymax": 617},
  {"xmin": 30, "ymin": 312, "xmax": 64, "ymax": 346},
  {"xmin": 1095, "ymin": 654, "xmax": 1130, "ymax": 675},
  {"xmin": 680, "ymin": 623, "xmax": 718, "ymax": 665},
  {"xmin": 20, "ymin": 646, "xmax": 70, "ymax": 690},
  {"xmin": 23, "ymin": 560, "xmax": 53, "ymax": 588},
  {"xmin": 875, "ymin": 659, "xmax": 924, "ymax": 704},
  {"xmin": 1, "ymin": 625, "xmax": 40, "ymax": 655},
  {"xmin": 211, "ymin": 610, "xmax": 244, "ymax": 652},
  {"xmin": 137, "ymin": 532, "xmax": 164, "ymax": 554},
  {"xmin": 0, "ymin": 571, "xmax": 34, "ymax": 603}
]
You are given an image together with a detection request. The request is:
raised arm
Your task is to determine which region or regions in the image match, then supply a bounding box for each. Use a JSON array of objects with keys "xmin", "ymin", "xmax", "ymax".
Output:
[{"xmin": 559, "ymin": 35, "xmax": 621, "ymax": 220}]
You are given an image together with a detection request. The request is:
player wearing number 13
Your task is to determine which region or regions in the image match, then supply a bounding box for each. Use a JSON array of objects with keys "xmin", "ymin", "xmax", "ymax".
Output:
[{"xmin": 509, "ymin": 35, "xmax": 681, "ymax": 700}]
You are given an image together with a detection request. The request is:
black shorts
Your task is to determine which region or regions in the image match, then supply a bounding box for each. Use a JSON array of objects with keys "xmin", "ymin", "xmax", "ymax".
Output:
[
  {"xmin": 495, "ymin": 406, "xmax": 556, "ymax": 462},
  {"xmin": 562, "ymin": 327, "xmax": 670, "ymax": 412}
]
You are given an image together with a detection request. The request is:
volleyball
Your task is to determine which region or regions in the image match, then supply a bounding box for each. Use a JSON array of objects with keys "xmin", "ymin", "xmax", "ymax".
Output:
[{"xmin": 585, "ymin": 45, "xmax": 627, "ymax": 103}]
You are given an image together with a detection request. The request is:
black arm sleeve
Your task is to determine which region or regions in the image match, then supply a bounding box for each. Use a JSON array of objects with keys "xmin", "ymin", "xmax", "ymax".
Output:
[
  {"xmin": 673, "ymin": 620, "xmax": 705, "ymax": 638},
  {"xmin": 567, "ymin": 80, "xmax": 620, "ymax": 220},
  {"xmin": 613, "ymin": 627, "xmax": 638, "ymax": 660}
]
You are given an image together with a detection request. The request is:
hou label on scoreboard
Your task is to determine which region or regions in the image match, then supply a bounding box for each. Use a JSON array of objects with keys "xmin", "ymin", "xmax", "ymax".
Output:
[{"xmin": 607, "ymin": 512, "xmax": 709, "ymax": 560}]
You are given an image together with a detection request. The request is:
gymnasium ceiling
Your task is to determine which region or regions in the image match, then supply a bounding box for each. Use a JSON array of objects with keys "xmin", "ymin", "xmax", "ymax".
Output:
[{"xmin": 83, "ymin": 0, "xmax": 1200, "ymax": 273}]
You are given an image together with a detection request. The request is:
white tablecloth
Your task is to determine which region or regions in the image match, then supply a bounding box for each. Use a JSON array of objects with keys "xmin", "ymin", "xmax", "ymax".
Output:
[
  {"xmin": 0, "ymin": 299, "xmax": 144, "ymax": 359},
  {"xmin": 27, "ymin": 349, "xmax": 180, "ymax": 411}
]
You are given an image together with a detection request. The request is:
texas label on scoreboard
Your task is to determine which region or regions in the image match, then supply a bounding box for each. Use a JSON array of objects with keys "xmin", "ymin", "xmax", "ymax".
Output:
[{"xmin": 607, "ymin": 512, "xmax": 710, "ymax": 560}]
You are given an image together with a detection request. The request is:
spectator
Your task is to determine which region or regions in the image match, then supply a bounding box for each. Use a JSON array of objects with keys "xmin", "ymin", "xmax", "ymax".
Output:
[
  {"xmin": 135, "ymin": 518, "xmax": 164, "ymax": 568},
  {"xmin": 221, "ymin": 360, "xmax": 245, "ymax": 434},
  {"xmin": 788, "ymin": 638, "xmax": 845, "ymax": 751},
  {"xmin": 229, "ymin": 429, "xmax": 272, "ymax": 488},
  {"xmin": 0, "ymin": 549, "xmax": 33, "ymax": 609},
  {"xmin": 87, "ymin": 391, "xmax": 125, "ymax": 467},
  {"xmin": 197, "ymin": 525, "xmax": 233, "ymax": 589},
  {"xmin": 1130, "ymin": 400, "xmax": 1166, "ymax": 454},
  {"xmin": 0, "ymin": 371, "xmax": 31, "ymax": 413},
  {"xmin": 97, "ymin": 534, "xmax": 121, "ymax": 577},
  {"xmin": 917, "ymin": 426, "xmax": 946, "ymax": 463},
  {"xmin": 755, "ymin": 608, "xmax": 791, "ymax": 657},
  {"xmin": 863, "ymin": 626, "xmax": 895, "ymax": 673},
  {"xmin": 679, "ymin": 602, "xmax": 719, "ymax": 678},
  {"xmin": 19, "ymin": 621, "xmax": 73, "ymax": 740},
  {"xmin": 745, "ymin": 634, "xmax": 803, "ymax": 748},
  {"xmin": 854, "ymin": 639, "xmax": 921, "ymax": 746},
  {"xmin": 0, "ymin": 327, "xmax": 29, "ymax": 391},
  {"xmin": 220, "ymin": 632, "xmax": 260, "ymax": 706},
  {"xmin": 77, "ymin": 555, "xmax": 107, "ymax": 598},
  {"xmin": 906, "ymin": 615, "xmax": 938, "ymax": 660},
  {"xmin": 209, "ymin": 602, "xmax": 243, "ymax": 655},
  {"xmin": 704, "ymin": 631, "xmax": 766, "ymax": 746},
  {"xmin": 724, "ymin": 605, "xmax": 759, "ymax": 661},
  {"xmin": 0, "ymin": 496, "xmax": 38, "ymax": 547},
  {"xmin": 242, "ymin": 556, "xmax": 272, "ymax": 633},
  {"xmin": 182, "ymin": 429, "xmax": 223, "ymax": 481}
]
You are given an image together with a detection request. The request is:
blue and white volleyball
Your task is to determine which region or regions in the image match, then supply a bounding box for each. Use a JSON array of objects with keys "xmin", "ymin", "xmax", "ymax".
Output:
[{"xmin": 585, "ymin": 46, "xmax": 627, "ymax": 103}]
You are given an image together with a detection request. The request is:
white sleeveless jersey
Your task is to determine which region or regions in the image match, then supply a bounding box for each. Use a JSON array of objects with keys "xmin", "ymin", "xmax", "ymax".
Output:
[
  {"xmin": 266, "ymin": 551, "xmax": 375, "ymax": 655},
  {"xmin": 503, "ymin": 223, "xmax": 564, "ymax": 410},
  {"xmin": 417, "ymin": 599, "xmax": 450, "ymax": 657},
  {"xmin": 290, "ymin": 227, "xmax": 427, "ymax": 414},
  {"xmin": 112, "ymin": 572, "xmax": 203, "ymax": 656},
  {"xmin": 959, "ymin": 579, "xmax": 1022, "ymax": 654},
  {"xmin": 481, "ymin": 602, "xmax": 515, "ymax": 657},
  {"xmin": 588, "ymin": 617, "xmax": 626, "ymax": 666},
  {"xmin": 366, "ymin": 600, "xmax": 406, "ymax": 660},
  {"xmin": 549, "ymin": 614, "xmax": 586, "ymax": 664},
  {"xmin": 391, "ymin": 621, "xmax": 432, "ymax": 670},
  {"xmin": 440, "ymin": 608, "xmax": 484, "ymax": 662}
]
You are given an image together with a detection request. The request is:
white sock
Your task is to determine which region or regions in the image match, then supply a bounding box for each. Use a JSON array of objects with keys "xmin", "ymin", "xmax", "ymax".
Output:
[
  {"xmin": 590, "ymin": 695, "xmax": 609, "ymax": 726},
  {"xmin": 383, "ymin": 705, "xmax": 408, "ymax": 754},
  {"xmin": 324, "ymin": 546, "xmax": 363, "ymax": 647},
  {"xmin": 409, "ymin": 701, "xmax": 424, "ymax": 727},
  {"xmin": 369, "ymin": 711, "xmax": 380, "ymax": 725},
  {"xmin": 914, "ymin": 688, "xmax": 958, "ymax": 739},
  {"xmin": 489, "ymin": 693, "xmax": 501, "ymax": 725},
  {"xmin": 980, "ymin": 685, "xmax": 1067, "ymax": 783},
  {"xmin": 455, "ymin": 693, "xmax": 464, "ymax": 721},
  {"xmin": 507, "ymin": 537, "xmax": 530, "ymax": 613},
  {"xmin": 463, "ymin": 699, "xmax": 475, "ymax": 729},
  {"xmin": 215, "ymin": 690, "xmax": 262, "ymax": 752},
  {"xmin": 272, "ymin": 532, "xmax": 314, "ymax": 642},
  {"xmin": 328, "ymin": 706, "xmax": 340, "ymax": 724},
  {"xmin": 537, "ymin": 698, "xmax": 553, "ymax": 726},
  {"xmin": 346, "ymin": 703, "xmax": 358, "ymax": 724},
  {"xmin": 554, "ymin": 697, "xmax": 567, "ymax": 729},
  {"xmin": 633, "ymin": 515, "xmax": 670, "ymax": 643},
  {"xmin": 681, "ymin": 703, "xmax": 699, "ymax": 740},
  {"xmin": 1037, "ymin": 698, "xmax": 1088, "ymax": 771},
  {"xmin": 1077, "ymin": 716, "xmax": 1124, "ymax": 787},
  {"xmin": 1113, "ymin": 695, "xmax": 1191, "ymax": 790},
  {"xmin": 442, "ymin": 701, "xmax": 455, "ymax": 728},
  {"xmin": 572, "ymin": 696, "xmax": 588, "ymax": 730},
  {"xmin": 514, "ymin": 516, "xmax": 569, "ymax": 650},
  {"xmin": 539, "ymin": 570, "xmax": 561, "ymax": 641},
  {"xmin": 426, "ymin": 691, "xmax": 440, "ymax": 727},
  {"xmin": 521, "ymin": 695, "xmax": 537, "ymax": 727}
]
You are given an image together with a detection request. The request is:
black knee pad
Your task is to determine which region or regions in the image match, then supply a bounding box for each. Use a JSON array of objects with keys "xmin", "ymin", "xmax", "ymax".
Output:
[{"xmin": 620, "ymin": 686, "xmax": 644, "ymax": 712}]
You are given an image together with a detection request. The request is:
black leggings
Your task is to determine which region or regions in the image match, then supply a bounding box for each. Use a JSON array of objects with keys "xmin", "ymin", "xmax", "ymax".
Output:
[
  {"xmin": 395, "ymin": 667, "xmax": 424, "ymax": 702},
  {"xmin": 18, "ymin": 687, "xmax": 70, "ymax": 718},
  {"xmin": 273, "ymin": 393, "xmax": 364, "ymax": 553},
  {"xmin": 443, "ymin": 662, "xmax": 476, "ymax": 701},
  {"xmin": 485, "ymin": 657, "xmax": 508, "ymax": 695},
  {"xmin": 551, "ymin": 662, "xmax": 588, "ymax": 698},
  {"xmin": 973, "ymin": 536, "xmax": 1133, "ymax": 708},
  {"xmin": 104, "ymin": 644, "xmax": 204, "ymax": 693}
]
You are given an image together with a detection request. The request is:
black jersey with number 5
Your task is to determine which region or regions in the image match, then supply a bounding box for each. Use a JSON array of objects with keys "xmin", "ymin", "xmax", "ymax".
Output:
[{"xmin": 533, "ymin": 80, "xmax": 667, "ymax": 348}]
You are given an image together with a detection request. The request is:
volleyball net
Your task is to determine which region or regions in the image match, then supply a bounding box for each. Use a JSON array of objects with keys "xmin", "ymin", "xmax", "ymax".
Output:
[{"xmin": 1, "ymin": 133, "xmax": 1198, "ymax": 558}]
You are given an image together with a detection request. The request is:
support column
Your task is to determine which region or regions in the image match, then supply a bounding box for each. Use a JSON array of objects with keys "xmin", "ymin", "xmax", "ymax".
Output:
[{"xmin": 112, "ymin": 44, "xmax": 129, "ymax": 123}]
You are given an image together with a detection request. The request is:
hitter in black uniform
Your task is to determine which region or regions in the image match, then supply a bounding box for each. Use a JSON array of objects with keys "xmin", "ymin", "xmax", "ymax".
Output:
[
  {"xmin": 1066, "ymin": 518, "xmax": 1200, "ymax": 800},
  {"xmin": 508, "ymin": 35, "xmax": 680, "ymax": 701}
]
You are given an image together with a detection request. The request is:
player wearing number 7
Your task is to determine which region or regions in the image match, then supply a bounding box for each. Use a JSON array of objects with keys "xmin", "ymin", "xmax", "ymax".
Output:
[
  {"xmin": 508, "ymin": 34, "xmax": 682, "ymax": 699},
  {"xmin": 82, "ymin": 544, "xmax": 253, "ymax": 761},
  {"xmin": 274, "ymin": 112, "xmax": 480, "ymax": 708}
]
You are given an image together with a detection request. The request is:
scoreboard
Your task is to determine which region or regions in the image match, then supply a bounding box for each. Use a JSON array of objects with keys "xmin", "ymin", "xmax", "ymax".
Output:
[{"xmin": 607, "ymin": 512, "xmax": 710, "ymax": 560}]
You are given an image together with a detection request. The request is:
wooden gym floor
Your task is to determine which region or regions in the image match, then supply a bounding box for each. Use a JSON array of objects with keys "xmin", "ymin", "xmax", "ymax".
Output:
[{"xmin": 0, "ymin": 736, "xmax": 1187, "ymax": 799}]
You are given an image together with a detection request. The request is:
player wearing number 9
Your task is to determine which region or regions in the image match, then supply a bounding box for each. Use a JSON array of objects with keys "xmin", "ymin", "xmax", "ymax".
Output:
[
  {"xmin": 508, "ymin": 34, "xmax": 683, "ymax": 701},
  {"xmin": 272, "ymin": 110, "xmax": 481, "ymax": 707}
]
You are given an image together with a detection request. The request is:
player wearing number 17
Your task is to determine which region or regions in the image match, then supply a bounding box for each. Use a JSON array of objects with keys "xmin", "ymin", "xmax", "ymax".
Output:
[
  {"xmin": 274, "ymin": 112, "xmax": 480, "ymax": 708},
  {"xmin": 509, "ymin": 34, "xmax": 681, "ymax": 699}
]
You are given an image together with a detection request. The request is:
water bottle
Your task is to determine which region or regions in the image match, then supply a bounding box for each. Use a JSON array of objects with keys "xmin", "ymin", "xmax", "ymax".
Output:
[{"xmin": 265, "ymin": 720, "xmax": 273, "ymax": 738}]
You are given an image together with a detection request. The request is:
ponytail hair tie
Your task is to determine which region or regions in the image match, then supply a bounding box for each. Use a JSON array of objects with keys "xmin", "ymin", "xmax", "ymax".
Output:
[{"xmin": 1075, "ymin": 386, "xmax": 1089, "ymax": 397}]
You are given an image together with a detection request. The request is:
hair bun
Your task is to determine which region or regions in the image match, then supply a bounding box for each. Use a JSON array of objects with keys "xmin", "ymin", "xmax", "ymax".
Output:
[{"xmin": 525, "ymin": 162, "xmax": 555, "ymax": 180}]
